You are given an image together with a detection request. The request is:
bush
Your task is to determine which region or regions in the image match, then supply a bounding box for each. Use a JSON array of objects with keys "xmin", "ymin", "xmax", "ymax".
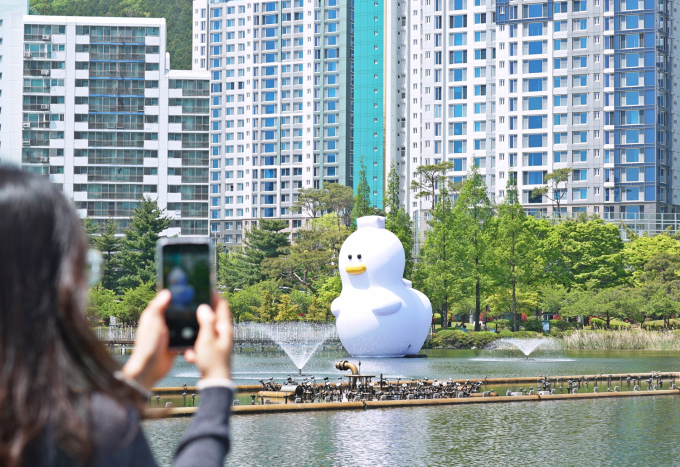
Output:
[
  {"xmin": 609, "ymin": 319, "xmax": 631, "ymax": 330},
  {"xmin": 643, "ymin": 319, "xmax": 680, "ymax": 330},
  {"xmin": 512, "ymin": 330, "xmax": 538, "ymax": 338},
  {"xmin": 432, "ymin": 330, "xmax": 499, "ymax": 349},
  {"xmin": 523, "ymin": 318, "xmax": 544, "ymax": 333},
  {"xmin": 550, "ymin": 319, "xmax": 571, "ymax": 331},
  {"xmin": 499, "ymin": 329, "xmax": 514, "ymax": 338},
  {"xmin": 492, "ymin": 319, "xmax": 511, "ymax": 330},
  {"xmin": 590, "ymin": 317, "xmax": 605, "ymax": 329},
  {"xmin": 549, "ymin": 330, "xmax": 564, "ymax": 338}
]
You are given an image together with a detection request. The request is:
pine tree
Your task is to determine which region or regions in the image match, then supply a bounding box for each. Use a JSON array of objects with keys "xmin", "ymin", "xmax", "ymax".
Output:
[
  {"xmin": 219, "ymin": 219, "xmax": 290, "ymax": 291},
  {"xmin": 384, "ymin": 163, "xmax": 415, "ymax": 279},
  {"xmin": 94, "ymin": 219, "xmax": 123, "ymax": 291},
  {"xmin": 275, "ymin": 294, "xmax": 299, "ymax": 322},
  {"xmin": 81, "ymin": 217, "xmax": 100, "ymax": 246},
  {"xmin": 352, "ymin": 156, "xmax": 373, "ymax": 222},
  {"xmin": 116, "ymin": 198, "xmax": 170, "ymax": 293}
]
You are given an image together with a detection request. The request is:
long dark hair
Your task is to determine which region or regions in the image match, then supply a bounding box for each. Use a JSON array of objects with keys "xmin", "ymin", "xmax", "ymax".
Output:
[{"xmin": 0, "ymin": 167, "xmax": 141, "ymax": 466}]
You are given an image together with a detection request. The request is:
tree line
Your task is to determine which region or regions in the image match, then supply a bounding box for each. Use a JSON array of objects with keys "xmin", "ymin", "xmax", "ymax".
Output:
[
  {"xmin": 413, "ymin": 162, "xmax": 680, "ymax": 332},
  {"xmin": 84, "ymin": 159, "xmax": 680, "ymax": 331}
]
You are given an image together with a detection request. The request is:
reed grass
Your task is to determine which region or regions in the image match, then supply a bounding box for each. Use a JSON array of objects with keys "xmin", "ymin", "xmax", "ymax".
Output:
[{"xmin": 560, "ymin": 330, "xmax": 680, "ymax": 351}]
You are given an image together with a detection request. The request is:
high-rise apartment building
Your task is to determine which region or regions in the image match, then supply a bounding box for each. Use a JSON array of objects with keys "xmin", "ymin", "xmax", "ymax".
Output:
[
  {"xmin": 192, "ymin": 0, "xmax": 353, "ymax": 245},
  {"xmin": 357, "ymin": 0, "xmax": 679, "ymax": 229},
  {"xmin": 1, "ymin": 2, "xmax": 210, "ymax": 237}
]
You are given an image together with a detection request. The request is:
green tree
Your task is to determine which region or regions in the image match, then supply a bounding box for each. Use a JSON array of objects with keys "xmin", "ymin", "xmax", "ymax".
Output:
[
  {"xmin": 86, "ymin": 286, "xmax": 121, "ymax": 323},
  {"xmin": 81, "ymin": 217, "xmax": 100, "ymax": 246},
  {"xmin": 352, "ymin": 156, "xmax": 373, "ymax": 222},
  {"xmin": 637, "ymin": 253, "xmax": 680, "ymax": 327},
  {"xmin": 410, "ymin": 161, "xmax": 455, "ymax": 209},
  {"xmin": 451, "ymin": 167, "xmax": 494, "ymax": 331},
  {"xmin": 292, "ymin": 187, "xmax": 327, "ymax": 222},
  {"xmin": 116, "ymin": 198, "xmax": 170, "ymax": 293},
  {"xmin": 592, "ymin": 286, "xmax": 643, "ymax": 328},
  {"xmin": 324, "ymin": 183, "xmax": 355, "ymax": 229},
  {"xmin": 413, "ymin": 182, "xmax": 455, "ymax": 329},
  {"xmin": 491, "ymin": 180, "xmax": 544, "ymax": 331},
  {"xmin": 225, "ymin": 280, "xmax": 280, "ymax": 322},
  {"xmin": 219, "ymin": 219, "xmax": 290, "ymax": 291},
  {"xmin": 624, "ymin": 233, "xmax": 680, "ymax": 278},
  {"xmin": 553, "ymin": 217, "xmax": 629, "ymax": 290},
  {"xmin": 118, "ymin": 281, "xmax": 156, "ymax": 324},
  {"xmin": 531, "ymin": 167, "xmax": 572, "ymax": 218},
  {"xmin": 274, "ymin": 294, "xmax": 299, "ymax": 321},
  {"xmin": 384, "ymin": 163, "xmax": 415, "ymax": 279},
  {"xmin": 316, "ymin": 274, "xmax": 342, "ymax": 315},
  {"xmin": 305, "ymin": 296, "xmax": 330, "ymax": 322},
  {"xmin": 255, "ymin": 289, "xmax": 278, "ymax": 323},
  {"xmin": 94, "ymin": 219, "xmax": 122, "ymax": 291},
  {"xmin": 44, "ymin": 0, "xmax": 193, "ymax": 70},
  {"xmin": 265, "ymin": 228, "xmax": 348, "ymax": 295}
]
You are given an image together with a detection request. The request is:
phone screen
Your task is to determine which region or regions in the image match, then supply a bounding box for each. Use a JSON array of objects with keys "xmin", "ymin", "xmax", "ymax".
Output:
[{"xmin": 162, "ymin": 243, "xmax": 211, "ymax": 347}]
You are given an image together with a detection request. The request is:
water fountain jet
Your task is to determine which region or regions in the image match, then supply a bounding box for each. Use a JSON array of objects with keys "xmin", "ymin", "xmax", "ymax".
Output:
[{"xmin": 235, "ymin": 322, "xmax": 336, "ymax": 373}]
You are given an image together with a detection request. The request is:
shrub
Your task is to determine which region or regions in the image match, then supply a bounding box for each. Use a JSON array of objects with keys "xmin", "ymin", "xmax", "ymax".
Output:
[
  {"xmin": 512, "ymin": 330, "xmax": 538, "ymax": 338},
  {"xmin": 432, "ymin": 330, "xmax": 499, "ymax": 349},
  {"xmin": 520, "ymin": 313, "xmax": 528, "ymax": 323},
  {"xmin": 550, "ymin": 319, "xmax": 571, "ymax": 331},
  {"xmin": 609, "ymin": 320, "xmax": 631, "ymax": 330},
  {"xmin": 493, "ymin": 319, "xmax": 511, "ymax": 330},
  {"xmin": 590, "ymin": 317, "xmax": 605, "ymax": 329},
  {"xmin": 549, "ymin": 330, "xmax": 564, "ymax": 338},
  {"xmin": 523, "ymin": 318, "xmax": 544, "ymax": 333},
  {"xmin": 499, "ymin": 329, "xmax": 514, "ymax": 338},
  {"xmin": 642, "ymin": 319, "xmax": 680, "ymax": 330}
]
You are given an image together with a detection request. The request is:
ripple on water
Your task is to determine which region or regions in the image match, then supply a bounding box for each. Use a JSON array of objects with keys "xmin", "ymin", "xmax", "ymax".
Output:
[{"xmin": 143, "ymin": 396, "xmax": 680, "ymax": 467}]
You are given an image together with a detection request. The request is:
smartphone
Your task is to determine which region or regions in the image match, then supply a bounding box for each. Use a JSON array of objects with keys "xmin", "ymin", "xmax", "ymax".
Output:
[{"xmin": 156, "ymin": 238, "xmax": 214, "ymax": 349}]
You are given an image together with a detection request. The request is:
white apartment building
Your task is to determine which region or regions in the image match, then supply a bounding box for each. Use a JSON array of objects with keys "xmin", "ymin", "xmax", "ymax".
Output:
[
  {"xmin": 355, "ymin": 0, "xmax": 679, "ymax": 236},
  {"xmin": 0, "ymin": 1, "xmax": 210, "ymax": 237},
  {"xmin": 192, "ymin": 0, "xmax": 353, "ymax": 245}
]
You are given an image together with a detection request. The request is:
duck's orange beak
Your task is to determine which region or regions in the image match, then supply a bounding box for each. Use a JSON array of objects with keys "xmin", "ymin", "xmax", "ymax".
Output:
[{"xmin": 345, "ymin": 264, "xmax": 367, "ymax": 275}]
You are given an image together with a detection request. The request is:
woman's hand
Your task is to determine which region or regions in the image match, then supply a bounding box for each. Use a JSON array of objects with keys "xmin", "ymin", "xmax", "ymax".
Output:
[
  {"xmin": 184, "ymin": 293, "xmax": 233, "ymax": 380},
  {"xmin": 122, "ymin": 290, "xmax": 178, "ymax": 390}
]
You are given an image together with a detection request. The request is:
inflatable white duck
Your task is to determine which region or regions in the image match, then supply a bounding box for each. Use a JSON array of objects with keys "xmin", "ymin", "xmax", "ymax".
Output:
[{"xmin": 332, "ymin": 216, "xmax": 432, "ymax": 357}]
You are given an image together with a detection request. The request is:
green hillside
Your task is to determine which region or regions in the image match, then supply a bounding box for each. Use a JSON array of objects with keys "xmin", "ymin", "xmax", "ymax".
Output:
[{"xmin": 29, "ymin": 0, "xmax": 192, "ymax": 70}]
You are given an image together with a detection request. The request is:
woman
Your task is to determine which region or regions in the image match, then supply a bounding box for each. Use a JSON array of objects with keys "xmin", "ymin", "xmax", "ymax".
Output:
[{"xmin": 0, "ymin": 167, "xmax": 234, "ymax": 467}]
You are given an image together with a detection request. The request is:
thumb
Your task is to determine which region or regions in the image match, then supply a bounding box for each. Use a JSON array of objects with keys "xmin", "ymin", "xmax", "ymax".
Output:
[
  {"xmin": 196, "ymin": 304, "xmax": 217, "ymax": 342},
  {"xmin": 145, "ymin": 289, "xmax": 172, "ymax": 316}
]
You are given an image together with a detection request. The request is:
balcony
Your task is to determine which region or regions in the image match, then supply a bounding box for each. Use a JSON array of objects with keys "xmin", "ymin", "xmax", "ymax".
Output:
[
  {"xmin": 23, "ymin": 86, "xmax": 50, "ymax": 94},
  {"xmin": 87, "ymin": 192, "xmax": 146, "ymax": 200},
  {"xmin": 182, "ymin": 123, "xmax": 210, "ymax": 131},
  {"xmin": 88, "ymin": 122, "xmax": 144, "ymax": 130},
  {"xmin": 87, "ymin": 140, "xmax": 144, "ymax": 148},
  {"xmin": 24, "ymin": 69, "xmax": 51, "ymax": 77},
  {"xmin": 89, "ymin": 52, "xmax": 146, "ymax": 61},
  {"xmin": 89, "ymin": 34, "xmax": 145, "ymax": 44},
  {"xmin": 181, "ymin": 106, "xmax": 210, "ymax": 114},
  {"xmin": 89, "ymin": 104, "xmax": 145, "ymax": 113},
  {"xmin": 182, "ymin": 89, "xmax": 210, "ymax": 97},
  {"xmin": 89, "ymin": 70, "xmax": 145, "ymax": 78},
  {"xmin": 182, "ymin": 141, "xmax": 209, "ymax": 149}
]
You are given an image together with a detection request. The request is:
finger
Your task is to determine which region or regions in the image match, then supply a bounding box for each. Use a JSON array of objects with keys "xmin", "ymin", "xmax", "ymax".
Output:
[
  {"xmin": 145, "ymin": 289, "xmax": 172, "ymax": 316},
  {"xmin": 184, "ymin": 349, "xmax": 197, "ymax": 363},
  {"xmin": 214, "ymin": 298, "xmax": 231, "ymax": 335},
  {"xmin": 196, "ymin": 304, "xmax": 217, "ymax": 340}
]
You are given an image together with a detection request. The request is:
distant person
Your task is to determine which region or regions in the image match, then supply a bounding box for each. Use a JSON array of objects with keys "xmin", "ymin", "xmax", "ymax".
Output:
[
  {"xmin": 461, "ymin": 323, "xmax": 467, "ymax": 333},
  {"xmin": 0, "ymin": 167, "xmax": 234, "ymax": 467}
]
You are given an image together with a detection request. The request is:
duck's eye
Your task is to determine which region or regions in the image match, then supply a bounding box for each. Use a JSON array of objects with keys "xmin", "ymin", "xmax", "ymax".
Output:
[
  {"xmin": 357, "ymin": 254, "xmax": 362, "ymax": 260},
  {"xmin": 348, "ymin": 255, "xmax": 352, "ymax": 260}
]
